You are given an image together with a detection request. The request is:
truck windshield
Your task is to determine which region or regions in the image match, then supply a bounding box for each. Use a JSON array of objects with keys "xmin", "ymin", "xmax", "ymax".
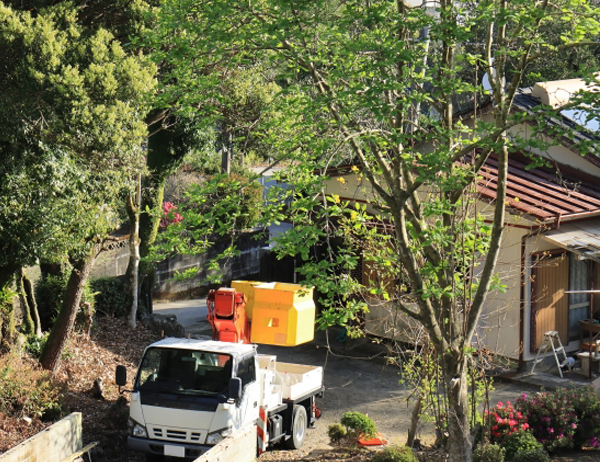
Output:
[{"xmin": 135, "ymin": 348, "xmax": 233, "ymax": 396}]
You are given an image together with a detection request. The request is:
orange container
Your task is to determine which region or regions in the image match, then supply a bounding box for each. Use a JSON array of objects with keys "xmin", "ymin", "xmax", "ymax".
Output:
[{"xmin": 249, "ymin": 283, "xmax": 315, "ymax": 346}]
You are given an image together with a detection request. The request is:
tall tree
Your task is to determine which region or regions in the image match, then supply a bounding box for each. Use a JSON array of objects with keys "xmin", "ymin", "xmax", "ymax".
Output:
[
  {"xmin": 0, "ymin": 3, "xmax": 155, "ymax": 367},
  {"xmin": 146, "ymin": 0, "xmax": 600, "ymax": 460}
]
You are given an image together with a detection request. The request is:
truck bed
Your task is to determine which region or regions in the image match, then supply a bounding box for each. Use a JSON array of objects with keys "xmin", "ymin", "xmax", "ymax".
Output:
[{"xmin": 257, "ymin": 355, "xmax": 323, "ymax": 409}]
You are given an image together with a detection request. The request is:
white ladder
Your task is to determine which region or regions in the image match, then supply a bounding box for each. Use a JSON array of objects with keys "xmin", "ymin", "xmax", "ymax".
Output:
[{"xmin": 531, "ymin": 331, "xmax": 571, "ymax": 378}]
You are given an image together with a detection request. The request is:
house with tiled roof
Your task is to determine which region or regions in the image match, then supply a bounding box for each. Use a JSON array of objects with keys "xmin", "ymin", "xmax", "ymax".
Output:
[{"xmin": 325, "ymin": 78, "xmax": 600, "ymax": 369}]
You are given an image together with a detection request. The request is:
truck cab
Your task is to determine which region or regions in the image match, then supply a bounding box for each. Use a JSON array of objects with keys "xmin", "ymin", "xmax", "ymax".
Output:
[{"xmin": 124, "ymin": 338, "xmax": 260, "ymax": 460}]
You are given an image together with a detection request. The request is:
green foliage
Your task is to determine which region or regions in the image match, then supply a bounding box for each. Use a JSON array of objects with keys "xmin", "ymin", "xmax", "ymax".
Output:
[
  {"xmin": 473, "ymin": 442, "xmax": 505, "ymax": 462},
  {"xmin": 35, "ymin": 274, "xmax": 68, "ymax": 331},
  {"xmin": 144, "ymin": 0, "xmax": 600, "ymax": 458},
  {"xmin": 563, "ymin": 386, "xmax": 600, "ymax": 449},
  {"xmin": 0, "ymin": 2, "xmax": 156, "ymax": 276},
  {"xmin": 510, "ymin": 448, "xmax": 550, "ymax": 462},
  {"xmin": 0, "ymin": 285, "xmax": 17, "ymax": 343},
  {"xmin": 149, "ymin": 173, "xmax": 263, "ymax": 284},
  {"xmin": 0, "ymin": 352, "xmax": 63, "ymax": 420},
  {"xmin": 25, "ymin": 333, "xmax": 50, "ymax": 359},
  {"xmin": 371, "ymin": 445, "xmax": 418, "ymax": 462},
  {"xmin": 217, "ymin": 174, "xmax": 263, "ymax": 231},
  {"xmin": 91, "ymin": 277, "xmax": 131, "ymax": 318},
  {"xmin": 504, "ymin": 431, "xmax": 544, "ymax": 461},
  {"xmin": 340, "ymin": 411, "xmax": 377, "ymax": 440},
  {"xmin": 516, "ymin": 390, "xmax": 576, "ymax": 452},
  {"xmin": 327, "ymin": 423, "xmax": 347, "ymax": 444}
]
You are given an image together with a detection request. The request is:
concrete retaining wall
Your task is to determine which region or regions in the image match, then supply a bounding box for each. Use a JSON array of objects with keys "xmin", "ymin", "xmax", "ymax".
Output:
[
  {"xmin": 194, "ymin": 424, "xmax": 256, "ymax": 462},
  {"xmin": 154, "ymin": 230, "xmax": 268, "ymax": 299},
  {"xmin": 0, "ymin": 413, "xmax": 82, "ymax": 462}
]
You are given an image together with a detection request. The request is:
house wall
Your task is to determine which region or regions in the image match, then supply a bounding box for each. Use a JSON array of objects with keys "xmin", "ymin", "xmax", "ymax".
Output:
[
  {"xmin": 475, "ymin": 219, "xmax": 528, "ymax": 360},
  {"xmin": 324, "ymin": 172, "xmax": 379, "ymax": 214}
]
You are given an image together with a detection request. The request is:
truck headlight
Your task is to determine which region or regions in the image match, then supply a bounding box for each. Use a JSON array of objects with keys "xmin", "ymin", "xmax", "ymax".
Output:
[
  {"xmin": 206, "ymin": 427, "xmax": 232, "ymax": 445},
  {"xmin": 128, "ymin": 418, "xmax": 148, "ymax": 438}
]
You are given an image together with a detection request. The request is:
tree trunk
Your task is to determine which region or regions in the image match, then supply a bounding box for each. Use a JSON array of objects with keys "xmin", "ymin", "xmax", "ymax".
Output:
[
  {"xmin": 22, "ymin": 271, "xmax": 42, "ymax": 337},
  {"xmin": 125, "ymin": 121, "xmax": 188, "ymax": 315},
  {"xmin": 129, "ymin": 175, "xmax": 141, "ymax": 329},
  {"xmin": 40, "ymin": 244, "xmax": 100, "ymax": 373},
  {"xmin": 444, "ymin": 351, "xmax": 472, "ymax": 462},
  {"xmin": 0, "ymin": 268, "xmax": 17, "ymax": 347},
  {"xmin": 17, "ymin": 268, "xmax": 35, "ymax": 336},
  {"xmin": 406, "ymin": 393, "xmax": 423, "ymax": 448}
]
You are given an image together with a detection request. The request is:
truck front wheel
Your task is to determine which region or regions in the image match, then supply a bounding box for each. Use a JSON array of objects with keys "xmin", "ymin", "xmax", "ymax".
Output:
[{"xmin": 285, "ymin": 405, "xmax": 307, "ymax": 449}]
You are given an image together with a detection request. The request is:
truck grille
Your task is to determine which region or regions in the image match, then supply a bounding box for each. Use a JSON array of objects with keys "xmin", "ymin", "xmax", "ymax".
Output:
[{"xmin": 150, "ymin": 426, "xmax": 203, "ymax": 443}]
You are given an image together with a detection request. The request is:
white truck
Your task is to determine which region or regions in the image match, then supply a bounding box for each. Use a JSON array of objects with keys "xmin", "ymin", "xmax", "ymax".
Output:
[{"xmin": 116, "ymin": 337, "xmax": 324, "ymax": 461}]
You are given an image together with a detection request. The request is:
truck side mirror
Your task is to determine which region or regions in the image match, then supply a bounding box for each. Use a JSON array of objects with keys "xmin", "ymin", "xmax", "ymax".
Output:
[
  {"xmin": 116, "ymin": 365, "xmax": 127, "ymax": 387},
  {"xmin": 228, "ymin": 377, "xmax": 242, "ymax": 401}
]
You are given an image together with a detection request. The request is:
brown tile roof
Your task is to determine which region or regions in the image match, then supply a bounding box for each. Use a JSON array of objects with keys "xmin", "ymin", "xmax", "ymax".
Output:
[{"xmin": 476, "ymin": 152, "xmax": 600, "ymax": 221}]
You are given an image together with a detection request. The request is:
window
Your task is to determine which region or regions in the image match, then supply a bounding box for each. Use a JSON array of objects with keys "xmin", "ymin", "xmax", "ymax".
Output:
[
  {"xmin": 236, "ymin": 355, "xmax": 256, "ymax": 389},
  {"xmin": 569, "ymin": 255, "xmax": 591, "ymax": 341},
  {"xmin": 134, "ymin": 348, "xmax": 232, "ymax": 395}
]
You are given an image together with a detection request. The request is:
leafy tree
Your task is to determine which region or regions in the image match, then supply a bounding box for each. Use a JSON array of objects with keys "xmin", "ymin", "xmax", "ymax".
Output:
[
  {"xmin": 0, "ymin": 3, "xmax": 155, "ymax": 368},
  {"xmin": 146, "ymin": 1, "xmax": 600, "ymax": 460},
  {"xmin": 125, "ymin": 26, "xmax": 281, "ymax": 318}
]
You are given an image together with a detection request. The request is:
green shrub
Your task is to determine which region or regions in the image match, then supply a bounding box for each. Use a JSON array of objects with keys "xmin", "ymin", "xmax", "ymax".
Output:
[
  {"xmin": 371, "ymin": 445, "xmax": 418, "ymax": 462},
  {"xmin": 510, "ymin": 448, "xmax": 550, "ymax": 462},
  {"xmin": 25, "ymin": 333, "xmax": 49, "ymax": 359},
  {"xmin": 327, "ymin": 423, "xmax": 347, "ymax": 444},
  {"xmin": 0, "ymin": 352, "xmax": 63, "ymax": 420},
  {"xmin": 504, "ymin": 431, "xmax": 544, "ymax": 461},
  {"xmin": 91, "ymin": 277, "xmax": 131, "ymax": 318},
  {"xmin": 473, "ymin": 442, "xmax": 505, "ymax": 462},
  {"xmin": 35, "ymin": 274, "xmax": 67, "ymax": 331},
  {"xmin": 340, "ymin": 411, "xmax": 377, "ymax": 440}
]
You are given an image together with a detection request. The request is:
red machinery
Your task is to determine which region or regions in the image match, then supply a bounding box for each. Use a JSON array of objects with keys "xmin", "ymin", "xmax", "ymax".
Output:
[{"xmin": 206, "ymin": 288, "xmax": 251, "ymax": 343}]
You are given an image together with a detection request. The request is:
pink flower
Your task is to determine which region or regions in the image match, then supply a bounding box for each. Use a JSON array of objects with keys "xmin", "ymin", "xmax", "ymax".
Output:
[{"xmin": 160, "ymin": 201, "xmax": 184, "ymax": 228}]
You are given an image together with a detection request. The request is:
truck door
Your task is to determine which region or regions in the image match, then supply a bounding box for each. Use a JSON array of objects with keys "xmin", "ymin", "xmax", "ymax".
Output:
[{"xmin": 234, "ymin": 354, "xmax": 260, "ymax": 428}]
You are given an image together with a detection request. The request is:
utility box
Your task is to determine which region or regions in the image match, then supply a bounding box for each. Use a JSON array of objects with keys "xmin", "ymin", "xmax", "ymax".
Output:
[{"xmin": 250, "ymin": 283, "xmax": 316, "ymax": 346}]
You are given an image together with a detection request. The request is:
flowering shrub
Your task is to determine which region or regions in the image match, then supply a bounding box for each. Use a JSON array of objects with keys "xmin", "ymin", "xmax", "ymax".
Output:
[
  {"xmin": 515, "ymin": 390, "xmax": 577, "ymax": 452},
  {"xmin": 559, "ymin": 387, "xmax": 600, "ymax": 449},
  {"xmin": 160, "ymin": 201, "xmax": 183, "ymax": 228},
  {"xmin": 485, "ymin": 400, "xmax": 529, "ymax": 443}
]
